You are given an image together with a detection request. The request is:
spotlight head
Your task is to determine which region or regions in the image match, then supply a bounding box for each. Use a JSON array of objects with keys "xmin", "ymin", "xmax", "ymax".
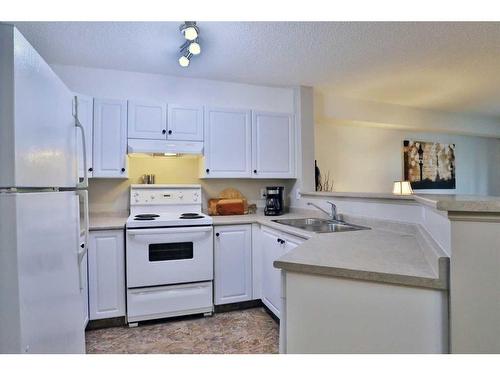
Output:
[
  {"xmin": 180, "ymin": 22, "xmax": 199, "ymax": 41},
  {"xmin": 188, "ymin": 39, "xmax": 201, "ymax": 55},
  {"xmin": 178, "ymin": 52, "xmax": 192, "ymax": 67}
]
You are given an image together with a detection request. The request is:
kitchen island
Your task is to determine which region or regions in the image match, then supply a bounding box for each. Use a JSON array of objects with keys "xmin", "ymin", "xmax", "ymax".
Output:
[
  {"xmin": 275, "ymin": 193, "xmax": 500, "ymax": 354},
  {"xmin": 274, "ymin": 214, "xmax": 449, "ymax": 354}
]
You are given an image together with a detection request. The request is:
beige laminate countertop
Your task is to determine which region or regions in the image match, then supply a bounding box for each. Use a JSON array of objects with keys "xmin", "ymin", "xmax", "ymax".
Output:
[
  {"xmin": 214, "ymin": 210, "xmax": 449, "ymax": 290},
  {"xmin": 412, "ymin": 194, "xmax": 500, "ymax": 213},
  {"xmin": 89, "ymin": 212, "xmax": 128, "ymax": 231},
  {"xmin": 274, "ymin": 225, "xmax": 448, "ymax": 290},
  {"xmin": 88, "ymin": 209, "xmax": 448, "ymax": 290},
  {"xmin": 301, "ymin": 191, "xmax": 500, "ymax": 213}
]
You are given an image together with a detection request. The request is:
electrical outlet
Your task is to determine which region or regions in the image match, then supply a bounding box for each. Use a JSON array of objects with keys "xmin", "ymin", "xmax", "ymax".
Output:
[
  {"xmin": 295, "ymin": 189, "xmax": 301, "ymax": 200},
  {"xmin": 260, "ymin": 188, "xmax": 267, "ymax": 199}
]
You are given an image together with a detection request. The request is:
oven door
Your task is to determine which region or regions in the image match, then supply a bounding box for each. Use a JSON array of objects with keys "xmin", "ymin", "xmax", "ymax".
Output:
[{"xmin": 126, "ymin": 226, "xmax": 213, "ymax": 288}]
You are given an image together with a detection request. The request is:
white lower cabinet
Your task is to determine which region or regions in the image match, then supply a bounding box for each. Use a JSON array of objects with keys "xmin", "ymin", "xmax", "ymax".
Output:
[
  {"xmin": 88, "ymin": 230, "xmax": 126, "ymax": 320},
  {"xmin": 214, "ymin": 225, "xmax": 253, "ymax": 305},
  {"xmin": 260, "ymin": 226, "xmax": 305, "ymax": 319}
]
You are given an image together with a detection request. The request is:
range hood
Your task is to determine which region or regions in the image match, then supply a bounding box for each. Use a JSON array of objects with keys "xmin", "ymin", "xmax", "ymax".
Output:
[{"xmin": 128, "ymin": 139, "xmax": 204, "ymax": 155}]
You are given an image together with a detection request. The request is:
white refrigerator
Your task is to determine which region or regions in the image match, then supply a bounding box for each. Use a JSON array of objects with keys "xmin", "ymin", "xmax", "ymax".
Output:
[{"xmin": 0, "ymin": 24, "xmax": 89, "ymax": 353}]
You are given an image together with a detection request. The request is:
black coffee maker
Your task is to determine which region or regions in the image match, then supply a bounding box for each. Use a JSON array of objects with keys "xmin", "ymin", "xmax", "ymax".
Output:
[{"xmin": 264, "ymin": 186, "xmax": 285, "ymax": 216}]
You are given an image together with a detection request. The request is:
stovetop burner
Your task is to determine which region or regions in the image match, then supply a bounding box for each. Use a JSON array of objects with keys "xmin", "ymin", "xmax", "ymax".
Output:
[
  {"xmin": 180, "ymin": 213, "xmax": 202, "ymax": 218},
  {"xmin": 134, "ymin": 214, "xmax": 160, "ymax": 221},
  {"xmin": 179, "ymin": 213, "xmax": 205, "ymax": 219}
]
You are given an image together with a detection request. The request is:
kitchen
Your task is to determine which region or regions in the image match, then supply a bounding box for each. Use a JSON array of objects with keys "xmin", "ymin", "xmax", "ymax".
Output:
[{"xmin": 1, "ymin": 10, "xmax": 500, "ymax": 364}]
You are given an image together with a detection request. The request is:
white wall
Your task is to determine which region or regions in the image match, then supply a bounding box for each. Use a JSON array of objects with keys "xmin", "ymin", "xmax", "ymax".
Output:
[
  {"xmin": 315, "ymin": 90, "xmax": 500, "ymax": 138},
  {"xmin": 315, "ymin": 122, "xmax": 500, "ymax": 195},
  {"xmin": 52, "ymin": 64, "xmax": 295, "ymax": 112}
]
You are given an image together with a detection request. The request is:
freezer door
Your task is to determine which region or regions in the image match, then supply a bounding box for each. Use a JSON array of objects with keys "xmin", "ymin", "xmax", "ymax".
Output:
[
  {"xmin": 0, "ymin": 25, "xmax": 77, "ymax": 188},
  {"xmin": 0, "ymin": 191, "xmax": 85, "ymax": 353}
]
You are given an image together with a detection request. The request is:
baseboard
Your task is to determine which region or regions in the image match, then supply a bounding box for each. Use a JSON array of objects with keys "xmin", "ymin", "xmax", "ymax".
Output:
[
  {"xmin": 86, "ymin": 316, "xmax": 126, "ymax": 330},
  {"xmin": 214, "ymin": 299, "xmax": 263, "ymax": 313}
]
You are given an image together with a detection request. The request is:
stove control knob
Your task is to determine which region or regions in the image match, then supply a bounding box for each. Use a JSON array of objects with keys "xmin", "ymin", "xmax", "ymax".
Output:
[
  {"xmin": 150, "ymin": 195, "xmax": 155, "ymax": 200},
  {"xmin": 178, "ymin": 193, "xmax": 184, "ymax": 199},
  {"xmin": 193, "ymin": 196, "xmax": 198, "ymax": 202}
]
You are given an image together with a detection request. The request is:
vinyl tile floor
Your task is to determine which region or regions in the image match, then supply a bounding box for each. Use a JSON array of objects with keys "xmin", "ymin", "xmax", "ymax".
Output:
[{"xmin": 85, "ymin": 307, "xmax": 279, "ymax": 354}]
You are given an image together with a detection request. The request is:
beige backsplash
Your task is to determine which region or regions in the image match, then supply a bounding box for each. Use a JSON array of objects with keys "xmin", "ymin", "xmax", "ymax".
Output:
[{"xmin": 88, "ymin": 154, "xmax": 296, "ymax": 213}]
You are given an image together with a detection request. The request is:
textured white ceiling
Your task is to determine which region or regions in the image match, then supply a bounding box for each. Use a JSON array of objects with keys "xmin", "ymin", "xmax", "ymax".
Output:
[{"xmin": 13, "ymin": 21, "xmax": 500, "ymax": 117}]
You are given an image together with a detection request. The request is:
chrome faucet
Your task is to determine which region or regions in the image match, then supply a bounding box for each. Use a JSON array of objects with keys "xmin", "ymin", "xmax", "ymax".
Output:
[{"xmin": 307, "ymin": 201, "xmax": 340, "ymax": 221}]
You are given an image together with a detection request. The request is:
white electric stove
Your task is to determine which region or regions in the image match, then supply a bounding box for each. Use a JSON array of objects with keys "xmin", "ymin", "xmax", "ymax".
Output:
[{"xmin": 126, "ymin": 184, "xmax": 214, "ymax": 326}]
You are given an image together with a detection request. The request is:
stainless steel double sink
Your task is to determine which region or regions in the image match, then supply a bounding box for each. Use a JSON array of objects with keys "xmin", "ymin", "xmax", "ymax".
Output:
[{"xmin": 272, "ymin": 217, "xmax": 370, "ymax": 233}]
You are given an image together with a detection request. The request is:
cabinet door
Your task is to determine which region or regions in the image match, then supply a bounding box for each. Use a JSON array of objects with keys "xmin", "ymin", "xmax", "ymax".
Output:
[
  {"xmin": 260, "ymin": 228, "xmax": 285, "ymax": 318},
  {"xmin": 88, "ymin": 230, "xmax": 126, "ymax": 320},
  {"xmin": 75, "ymin": 94, "xmax": 93, "ymax": 178},
  {"xmin": 214, "ymin": 225, "xmax": 252, "ymax": 305},
  {"xmin": 93, "ymin": 98, "xmax": 128, "ymax": 178},
  {"xmin": 252, "ymin": 111, "xmax": 295, "ymax": 178},
  {"xmin": 203, "ymin": 108, "xmax": 252, "ymax": 178},
  {"xmin": 127, "ymin": 100, "xmax": 167, "ymax": 140},
  {"xmin": 167, "ymin": 104, "xmax": 204, "ymax": 141},
  {"xmin": 260, "ymin": 227, "xmax": 305, "ymax": 319}
]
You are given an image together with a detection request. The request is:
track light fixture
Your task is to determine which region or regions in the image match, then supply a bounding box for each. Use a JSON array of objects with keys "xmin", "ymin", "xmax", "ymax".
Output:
[{"xmin": 179, "ymin": 22, "xmax": 201, "ymax": 67}]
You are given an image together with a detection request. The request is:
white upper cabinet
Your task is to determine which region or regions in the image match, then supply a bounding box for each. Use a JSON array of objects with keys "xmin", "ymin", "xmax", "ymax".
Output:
[
  {"xmin": 75, "ymin": 94, "xmax": 94, "ymax": 179},
  {"xmin": 214, "ymin": 225, "xmax": 253, "ymax": 305},
  {"xmin": 252, "ymin": 111, "xmax": 295, "ymax": 178},
  {"xmin": 167, "ymin": 104, "xmax": 204, "ymax": 141},
  {"xmin": 202, "ymin": 108, "xmax": 252, "ymax": 178},
  {"xmin": 93, "ymin": 98, "xmax": 128, "ymax": 178},
  {"xmin": 127, "ymin": 100, "xmax": 167, "ymax": 140}
]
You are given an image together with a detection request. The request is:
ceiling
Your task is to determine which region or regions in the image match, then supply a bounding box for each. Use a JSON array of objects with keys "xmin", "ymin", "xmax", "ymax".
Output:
[{"xmin": 13, "ymin": 21, "xmax": 500, "ymax": 118}]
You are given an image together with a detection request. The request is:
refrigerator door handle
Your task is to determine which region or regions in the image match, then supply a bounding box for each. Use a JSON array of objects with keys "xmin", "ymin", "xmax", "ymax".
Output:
[
  {"xmin": 77, "ymin": 191, "xmax": 89, "ymax": 292},
  {"xmin": 74, "ymin": 96, "xmax": 88, "ymax": 189},
  {"xmin": 77, "ymin": 191, "xmax": 89, "ymax": 264}
]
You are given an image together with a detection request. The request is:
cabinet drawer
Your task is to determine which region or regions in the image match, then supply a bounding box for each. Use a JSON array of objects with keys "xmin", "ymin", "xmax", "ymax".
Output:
[{"xmin": 127, "ymin": 282, "xmax": 213, "ymax": 322}]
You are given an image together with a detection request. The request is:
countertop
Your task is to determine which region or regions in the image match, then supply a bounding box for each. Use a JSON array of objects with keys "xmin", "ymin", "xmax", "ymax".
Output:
[
  {"xmin": 89, "ymin": 211, "xmax": 128, "ymax": 231},
  {"xmin": 89, "ymin": 209, "xmax": 448, "ymax": 290},
  {"xmin": 412, "ymin": 194, "xmax": 500, "ymax": 213},
  {"xmin": 214, "ymin": 210, "xmax": 449, "ymax": 290},
  {"xmin": 301, "ymin": 191, "xmax": 500, "ymax": 213}
]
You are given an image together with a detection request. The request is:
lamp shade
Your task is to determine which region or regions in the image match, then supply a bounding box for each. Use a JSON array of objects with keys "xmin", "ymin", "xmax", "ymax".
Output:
[{"xmin": 393, "ymin": 181, "xmax": 413, "ymax": 195}]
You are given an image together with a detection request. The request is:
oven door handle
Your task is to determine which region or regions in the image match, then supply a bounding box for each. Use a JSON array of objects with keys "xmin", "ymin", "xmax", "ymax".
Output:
[{"xmin": 127, "ymin": 226, "xmax": 213, "ymax": 236}]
